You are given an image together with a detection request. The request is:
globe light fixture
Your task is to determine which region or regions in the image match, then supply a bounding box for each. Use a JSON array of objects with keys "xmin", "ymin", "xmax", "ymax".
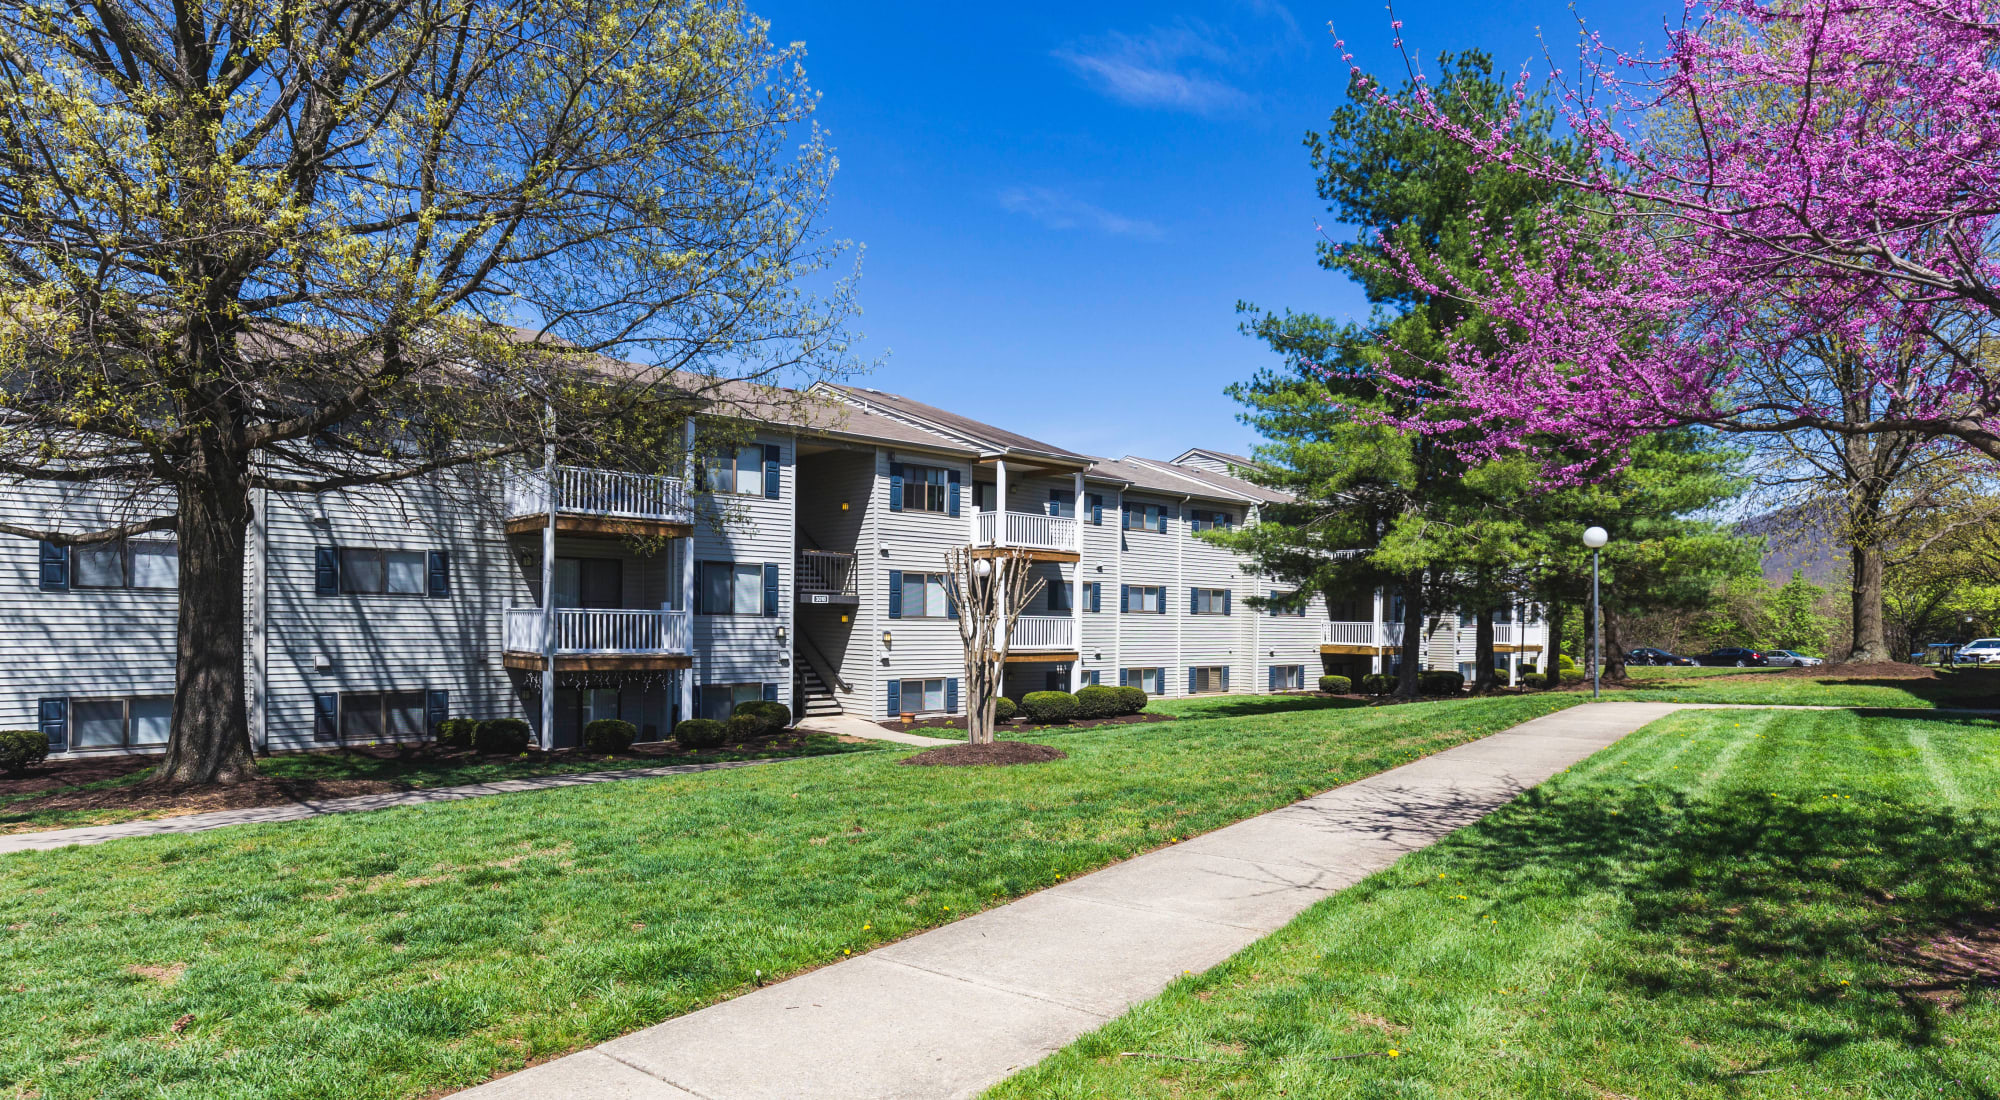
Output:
[{"xmin": 1581, "ymin": 526, "xmax": 1610, "ymax": 697}]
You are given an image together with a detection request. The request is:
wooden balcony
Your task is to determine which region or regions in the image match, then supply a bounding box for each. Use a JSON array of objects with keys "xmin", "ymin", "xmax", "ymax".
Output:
[
  {"xmin": 1004, "ymin": 615, "xmax": 1077, "ymax": 662},
  {"xmin": 797, "ymin": 549, "xmax": 858, "ymax": 605},
  {"xmin": 1320, "ymin": 620, "xmax": 1400, "ymax": 656},
  {"xmin": 504, "ymin": 464, "xmax": 693, "ymax": 539},
  {"xmin": 502, "ymin": 607, "xmax": 693, "ymax": 671},
  {"xmin": 969, "ymin": 510, "xmax": 1079, "ymax": 561}
]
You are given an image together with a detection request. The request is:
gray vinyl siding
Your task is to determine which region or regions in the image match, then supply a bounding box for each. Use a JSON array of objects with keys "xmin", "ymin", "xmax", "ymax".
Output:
[
  {"xmin": 0, "ymin": 480, "xmax": 180, "ymax": 743},
  {"xmin": 1112, "ymin": 490, "xmax": 1184, "ymax": 696},
  {"xmin": 691, "ymin": 430, "xmax": 795, "ymax": 713},
  {"xmin": 872, "ymin": 449, "xmax": 978, "ymax": 716},
  {"xmin": 794, "ymin": 447, "xmax": 875, "ymax": 716},
  {"xmin": 263, "ymin": 465, "xmax": 522, "ymax": 751}
]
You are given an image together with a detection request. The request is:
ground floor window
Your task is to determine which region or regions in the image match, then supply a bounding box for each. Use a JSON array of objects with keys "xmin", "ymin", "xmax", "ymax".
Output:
[
  {"xmin": 1123, "ymin": 667, "xmax": 1162, "ymax": 694},
  {"xmin": 699, "ymin": 682, "xmax": 766, "ymax": 721},
  {"xmin": 71, "ymin": 696, "xmax": 172, "ymax": 749},
  {"xmin": 899, "ymin": 678, "xmax": 946, "ymax": 713},
  {"xmin": 1081, "ymin": 669, "xmax": 1101, "ymax": 686},
  {"xmin": 1270, "ymin": 665, "xmax": 1304, "ymax": 691},
  {"xmin": 1190, "ymin": 666, "xmax": 1229, "ymax": 694},
  {"xmin": 338, "ymin": 691, "xmax": 428, "ymax": 741}
]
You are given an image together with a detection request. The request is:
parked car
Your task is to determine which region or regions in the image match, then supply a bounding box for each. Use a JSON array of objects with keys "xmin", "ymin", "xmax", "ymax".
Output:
[
  {"xmin": 1958, "ymin": 637, "xmax": 2000, "ymax": 665},
  {"xmin": 1697, "ymin": 647, "xmax": 1769, "ymax": 667},
  {"xmin": 1761, "ymin": 649, "xmax": 1823, "ymax": 668},
  {"xmin": 1626, "ymin": 647, "xmax": 1695, "ymax": 666}
]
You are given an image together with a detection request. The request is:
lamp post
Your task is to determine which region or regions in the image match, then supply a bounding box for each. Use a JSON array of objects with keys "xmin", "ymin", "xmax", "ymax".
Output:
[{"xmin": 1582, "ymin": 526, "xmax": 1609, "ymax": 699}]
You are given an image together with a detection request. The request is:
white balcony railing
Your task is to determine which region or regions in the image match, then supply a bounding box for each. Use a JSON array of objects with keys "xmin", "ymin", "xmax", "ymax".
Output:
[
  {"xmin": 1008, "ymin": 615, "xmax": 1076, "ymax": 651},
  {"xmin": 504, "ymin": 607, "xmax": 693, "ymax": 655},
  {"xmin": 1321, "ymin": 621, "xmax": 1381, "ymax": 647},
  {"xmin": 505, "ymin": 464, "xmax": 692, "ymax": 524},
  {"xmin": 973, "ymin": 510, "xmax": 1078, "ymax": 553},
  {"xmin": 1493, "ymin": 622, "xmax": 1516, "ymax": 645}
]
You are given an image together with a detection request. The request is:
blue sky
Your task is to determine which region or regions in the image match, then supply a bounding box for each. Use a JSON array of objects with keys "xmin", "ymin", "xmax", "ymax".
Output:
[{"xmin": 753, "ymin": 0, "xmax": 1674, "ymax": 461}]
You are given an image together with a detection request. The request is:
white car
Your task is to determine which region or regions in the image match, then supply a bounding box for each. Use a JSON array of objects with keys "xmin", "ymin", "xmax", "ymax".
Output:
[
  {"xmin": 1959, "ymin": 638, "xmax": 2000, "ymax": 665},
  {"xmin": 1762, "ymin": 649, "xmax": 1823, "ymax": 668}
]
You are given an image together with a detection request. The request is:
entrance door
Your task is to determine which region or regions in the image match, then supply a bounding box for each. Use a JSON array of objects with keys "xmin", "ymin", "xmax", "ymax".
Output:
[
  {"xmin": 552, "ymin": 687, "xmax": 621, "ymax": 748},
  {"xmin": 553, "ymin": 558, "xmax": 623, "ymax": 608}
]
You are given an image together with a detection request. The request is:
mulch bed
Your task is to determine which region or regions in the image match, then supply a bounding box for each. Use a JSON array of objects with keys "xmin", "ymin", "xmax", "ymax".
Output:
[
  {"xmin": 876, "ymin": 713, "xmax": 1176, "ymax": 734},
  {"xmin": 900, "ymin": 741, "xmax": 1068, "ymax": 767},
  {"xmin": 0, "ymin": 734, "xmax": 819, "ymax": 827}
]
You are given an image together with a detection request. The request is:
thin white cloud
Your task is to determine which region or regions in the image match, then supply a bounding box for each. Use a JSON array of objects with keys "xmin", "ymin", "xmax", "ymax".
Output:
[
  {"xmin": 1053, "ymin": 22, "xmax": 1253, "ymax": 114},
  {"xmin": 997, "ymin": 186, "xmax": 1164, "ymax": 240}
]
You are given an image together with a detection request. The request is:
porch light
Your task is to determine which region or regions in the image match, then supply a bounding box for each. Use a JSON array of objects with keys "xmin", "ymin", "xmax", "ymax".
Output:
[
  {"xmin": 882, "ymin": 631, "xmax": 893, "ymax": 647},
  {"xmin": 974, "ymin": 558, "xmax": 992, "ymax": 578}
]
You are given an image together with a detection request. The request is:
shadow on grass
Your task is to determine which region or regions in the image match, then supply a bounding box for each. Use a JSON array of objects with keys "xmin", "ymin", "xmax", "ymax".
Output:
[
  {"xmin": 1164, "ymin": 695, "xmax": 1378, "ymax": 720},
  {"xmin": 1625, "ymin": 670, "xmax": 2000, "ymax": 708},
  {"xmin": 1432, "ymin": 781, "xmax": 2000, "ymax": 1090}
]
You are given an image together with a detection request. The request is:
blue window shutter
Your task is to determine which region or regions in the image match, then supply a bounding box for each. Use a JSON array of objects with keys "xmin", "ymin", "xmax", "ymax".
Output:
[
  {"xmin": 426, "ymin": 690, "xmax": 449, "ymax": 735},
  {"xmin": 763, "ymin": 562, "xmax": 779, "ymax": 617},
  {"xmin": 1119, "ymin": 669, "xmax": 1129, "ymax": 687},
  {"xmin": 888, "ymin": 462, "xmax": 904, "ymax": 512},
  {"xmin": 313, "ymin": 693, "xmax": 339, "ymax": 742},
  {"xmin": 37, "ymin": 697, "xmax": 66, "ymax": 753},
  {"xmin": 947, "ymin": 469, "xmax": 961, "ymax": 517},
  {"xmin": 1156, "ymin": 589, "xmax": 1166, "ymax": 615},
  {"xmin": 764, "ymin": 444, "xmax": 781, "ymax": 500},
  {"xmin": 1269, "ymin": 665, "xmax": 1279, "ymax": 691},
  {"xmin": 38, "ymin": 542, "xmax": 69, "ymax": 591},
  {"xmin": 946, "ymin": 677, "xmax": 959, "ymax": 713},
  {"xmin": 1223, "ymin": 590, "xmax": 1232, "ymax": 616},
  {"xmin": 691, "ymin": 685, "xmax": 705, "ymax": 719},
  {"xmin": 1156, "ymin": 508, "xmax": 1168, "ymax": 533},
  {"xmin": 1188, "ymin": 668, "xmax": 1197, "ymax": 694},
  {"xmin": 1119, "ymin": 584, "xmax": 1129, "ymax": 614},
  {"xmin": 1088, "ymin": 494, "xmax": 1103, "ymax": 525},
  {"xmin": 427, "ymin": 550, "xmax": 450, "ymax": 597},
  {"xmin": 763, "ymin": 682, "xmax": 779, "ymax": 702},
  {"xmin": 315, "ymin": 547, "xmax": 339, "ymax": 596},
  {"xmin": 1091, "ymin": 583, "xmax": 1101, "ymax": 613},
  {"xmin": 887, "ymin": 570, "xmax": 902, "ymax": 619},
  {"xmin": 1121, "ymin": 506, "xmax": 1131, "ymax": 530},
  {"xmin": 947, "ymin": 588, "xmax": 959, "ymax": 619},
  {"xmin": 1221, "ymin": 667, "xmax": 1230, "ymax": 692},
  {"xmin": 1190, "ymin": 588, "xmax": 1198, "ymax": 615},
  {"xmin": 1047, "ymin": 489, "xmax": 1059, "ymax": 517},
  {"xmin": 885, "ymin": 679, "xmax": 901, "ymax": 717}
]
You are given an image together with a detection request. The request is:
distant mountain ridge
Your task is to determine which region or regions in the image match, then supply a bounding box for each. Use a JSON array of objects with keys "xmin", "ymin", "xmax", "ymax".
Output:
[{"xmin": 1736, "ymin": 508, "xmax": 1846, "ymax": 585}]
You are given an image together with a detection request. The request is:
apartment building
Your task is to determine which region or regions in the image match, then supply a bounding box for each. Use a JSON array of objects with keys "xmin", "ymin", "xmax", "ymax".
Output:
[{"xmin": 1, "ymin": 379, "xmax": 1543, "ymax": 756}]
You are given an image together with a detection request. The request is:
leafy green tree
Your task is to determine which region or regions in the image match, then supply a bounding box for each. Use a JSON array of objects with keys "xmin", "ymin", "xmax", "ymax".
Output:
[
  {"xmin": 0, "ymin": 0, "xmax": 854, "ymax": 783},
  {"xmin": 1762, "ymin": 571, "xmax": 1834, "ymax": 654}
]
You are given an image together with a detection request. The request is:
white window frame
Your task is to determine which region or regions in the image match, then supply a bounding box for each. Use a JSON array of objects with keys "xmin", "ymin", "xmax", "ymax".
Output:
[
  {"xmin": 1272, "ymin": 665, "xmax": 1304, "ymax": 691},
  {"xmin": 1126, "ymin": 667, "xmax": 1162, "ymax": 694},
  {"xmin": 1192, "ymin": 588, "xmax": 1229, "ymax": 615},
  {"xmin": 699, "ymin": 561, "xmax": 765, "ymax": 616},
  {"xmin": 900, "ymin": 571, "xmax": 951, "ymax": 618},
  {"xmin": 898, "ymin": 677, "xmax": 947, "ymax": 713},
  {"xmin": 1191, "ymin": 666, "xmax": 1228, "ymax": 694},
  {"xmin": 704, "ymin": 445, "xmax": 765, "ymax": 497},
  {"xmin": 338, "ymin": 548, "xmax": 427, "ymax": 596},
  {"xmin": 339, "ymin": 690, "xmax": 428, "ymax": 742},
  {"xmin": 900, "ymin": 464, "xmax": 950, "ymax": 513},
  {"xmin": 69, "ymin": 695, "xmax": 173, "ymax": 749},
  {"xmin": 1125, "ymin": 585, "xmax": 1163, "ymax": 613},
  {"xmin": 71, "ymin": 538, "xmax": 179, "ymax": 591}
]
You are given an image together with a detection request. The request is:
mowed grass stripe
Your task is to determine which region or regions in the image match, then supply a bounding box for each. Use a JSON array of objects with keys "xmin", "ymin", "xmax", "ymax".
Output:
[
  {"xmin": 0, "ymin": 693, "xmax": 1575, "ymax": 1100},
  {"xmin": 987, "ymin": 709, "xmax": 2000, "ymax": 1099}
]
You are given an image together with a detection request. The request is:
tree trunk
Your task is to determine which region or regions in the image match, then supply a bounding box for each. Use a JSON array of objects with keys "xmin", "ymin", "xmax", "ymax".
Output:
[
  {"xmin": 1848, "ymin": 542, "xmax": 1891, "ymax": 663},
  {"xmin": 1473, "ymin": 607, "xmax": 1498, "ymax": 692},
  {"xmin": 1543, "ymin": 601, "xmax": 1565, "ymax": 689},
  {"xmin": 1395, "ymin": 574, "xmax": 1423, "ymax": 698},
  {"xmin": 152, "ymin": 450, "xmax": 259, "ymax": 785},
  {"xmin": 1602, "ymin": 606, "xmax": 1629, "ymax": 682}
]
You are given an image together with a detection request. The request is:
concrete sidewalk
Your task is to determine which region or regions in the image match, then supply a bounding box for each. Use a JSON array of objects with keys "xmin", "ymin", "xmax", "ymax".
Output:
[
  {"xmin": 459, "ymin": 700, "xmax": 1694, "ymax": 1100},
  {"xmin": 798, "ymin": 713, "xmax": 959, "ymax": 747},
  {"xmin": 0, "ymin": 758, "xmax": 778, "ymax": 855}
]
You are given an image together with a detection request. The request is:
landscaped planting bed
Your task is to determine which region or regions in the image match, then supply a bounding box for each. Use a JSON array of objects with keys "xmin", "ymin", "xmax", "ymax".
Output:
[{"xmin": 0, "ymin": 693, "xmax": 1573, "ymax": 1100}]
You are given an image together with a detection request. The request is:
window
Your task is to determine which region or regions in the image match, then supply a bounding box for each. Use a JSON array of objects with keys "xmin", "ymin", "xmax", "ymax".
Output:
[
  {"xmin": 898, "ymin": 678, "xmax": 946, "ymax": 713},
  {"xmin": 704, "ymin": 445, "xmax": 765, "ymax": 496},
  {"xmin": 1123, "ymin": 585, "xmax": 1163, "ymax": 613},
  {"xmin": 554, "ymin": 557, "xmax": 623, "ymax": 609},
  {"xmin": 335, "ymin": 691, "xmax": 426, "ymax": 742},
  {"xmin": 973, "ymin": 481, "xmax": 995, "ymax": 512},
  {"xmin": 70, "ymin": 539, "xmax": 179, "ymax": 590},
  {"xmin": 1124, "ymin": 502, "xmax": 1166, "ymax": 532},
  {"xmin": 339, "ymin": 548, "xmax": 427, "ymax": 595},
  {"xmin": 1271, "ymin": 665, "xmax": 1304, "ymax": 691},
  {"xmin": 1123, "ymin": 667, "xmax": 1162, "ymax": 694},
  {"xmin": 1191, "ymin": 666, "xmax": 1229, "ymax": 694},
  {"xmin": 900, "ymin": 572, "xmax": 950, "ymax": 618},
  {"xmin": 1047, "ymin": 576, "xmax": 1071, "ymax": 613},
  {"xmin": 1086, "ymin": 493, "xmax": 1104, "ymax": 525},
  {"xmin": 898, "ymin": 464, "xmax": 950, "ymax": 513},
  {"xmin": 699, "ymin": 561, "xmax": 767, "ymax": 615},
  {"xmin": 70, "ymin": 696, "xmax": 172, "ymax": 749},
  {"xmin": 1191, "ymin": 588, "xmax": 1230, "ymax": 615},
  {"xmin": 699, "ymin": 682, "xmax": 767, "ymax": 721},
  {"xmin": 1081, "ymin": 669, "xmax": 1101, "ymax": 686},
  {"xmin": 1083, "ymin": 581, "xmax": 1101, "ymax": 612},
  {"xmin": 1190, "ymin": 509, "xmax": 1235, "ymax": 533},
  {"xmin": 1267, "ymin": 592, "xmax": 1307, "ymax": 617},
  {"xmin": 1046, "ymin": 490, "xmax": 1074, "ymax": 518}
]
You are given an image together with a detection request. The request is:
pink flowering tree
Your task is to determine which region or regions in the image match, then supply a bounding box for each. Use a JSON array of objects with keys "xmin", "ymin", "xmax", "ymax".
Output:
[{"xmin": 1338, "ymin": 0, "xmax": 2000, "ymax": 659}]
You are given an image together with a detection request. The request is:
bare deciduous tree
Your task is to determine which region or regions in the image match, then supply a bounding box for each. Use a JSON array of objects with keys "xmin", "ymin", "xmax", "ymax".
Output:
[{"xmin": 945, "ymin": 546, "xmax": 1043, "ymax": 745}]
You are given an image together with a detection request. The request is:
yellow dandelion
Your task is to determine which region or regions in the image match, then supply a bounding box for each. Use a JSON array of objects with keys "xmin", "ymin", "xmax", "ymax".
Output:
[
  {"xmin": 862, "ymin": 923, "xmax": 871, "ymax": 931},
  {"xmin": 1387, "ymin": 1049, "xmax": 1401, "ymax": 1058}
]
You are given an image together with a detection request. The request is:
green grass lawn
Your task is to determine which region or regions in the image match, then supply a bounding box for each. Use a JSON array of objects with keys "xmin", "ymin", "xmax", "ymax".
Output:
[
  {"xmin": 0, "ymin": 735, "xmax": 866, "ymax": 835},
  {"xmin": 0, "ymin": 693, "xmax": 1575, "ymax": 1100},
  {"xmin": 989, "ymin": 707, "xmax": 2000, "ymax": 1099},
  {"xmin": 1601, "ymin": 666, "xmax": 2000, "ymax": 708}
]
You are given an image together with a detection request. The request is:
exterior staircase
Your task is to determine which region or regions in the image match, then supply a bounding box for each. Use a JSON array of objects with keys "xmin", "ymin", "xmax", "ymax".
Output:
[{"xmin": 795, "ymin": 662, "xmax": 843, "ymax": 718}]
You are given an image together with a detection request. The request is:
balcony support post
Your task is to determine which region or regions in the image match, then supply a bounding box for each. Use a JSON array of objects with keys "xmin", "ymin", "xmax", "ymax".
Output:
[
  {"xmin": 540, "ymin": 434, "xmax": 557, "ymax": 751},
  {"xmin": 993, "ymin": 459, "xmax": 1008, "ymax": 546},
  {"xmin": 1071, "ymin": 470, "xmax": 1085, "ymax": 689},
  {"xmin": 679, "ymin": 417, "xmax": 696, "ymax": 729}
]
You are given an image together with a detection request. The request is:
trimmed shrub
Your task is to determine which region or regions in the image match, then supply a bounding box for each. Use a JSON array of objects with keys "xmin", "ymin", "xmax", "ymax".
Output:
[
  {"xmin": 674, "ymin": 718, "xmax": 726, "ymax": 749},
  {"xmin": 1318, "ymin": 675, "xmax": 1352, "ymax": 694},
  {"xmin": 992, "ymin": 696, "xmax": 1018, "ymax": 721},
  {"xmin": 473, "ymin": 718, "xmax": 532, "ymax": 754},
  {"xmin": 436, "ymin": 718, "xmax": 479, "ymax": 748},
  {"xmin": 1519, "ymin": 673, "xmax": 1546, "ymax": 688},
  {"xmin": 1559, "ymin": 668, "xmax": 1585, "ymax": 683},
  {"xmin": 724, "ymin": 714, "xmax": 761, "ymax": 741},
  {"xmin": 583, "ymin": 718, "xmax": 638, "ymax": 754},
  {"xmin": 1074, "ymin": 684, "xmax": 1123, "ymax": 720},
  {"xmin": 0, "ymin": 730, "xmax": 47, "ymax": 775},
  {"xmin": 1020, "ymin": 691, "xmax": 1080, "ymax": 724},
  {"xmin": 1419, "ymin": 671, "xmax": 1466, "ymax": 696},
  {"xmin": 1558, "ymin": 653, "xmax": 1577, "ymax": 670},
  {"xmin": 1114, "ymin": 686, "xmax": 1148, "ymax": 715},
  {"xmin": 730, "ymin": 700, "xmax": 791, "ymax": 736},
  {"xmin": 1359, "ymin": 673, "xmax": 1395, "ymax": 695},
  {"xmin": 1517, "ymin": 663, "xmax": 1539, "ymax": 676}
]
